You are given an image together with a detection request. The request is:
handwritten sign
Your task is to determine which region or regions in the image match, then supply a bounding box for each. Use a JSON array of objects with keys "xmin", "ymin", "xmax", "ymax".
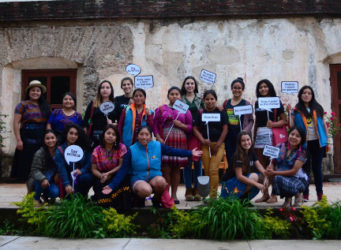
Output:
[
  {"xmin": 263, "ymin": 145, "xmax": 280, "ymax": 159},
  {"xmin": 200, "ymin": 69, "xmax": 216, "ymax": 85},
  {"xmin": 281, "ymin": 81, "xmax": 299, "ymax": 94},
  {"xmin": 134, "ymin": 75, "xmax": 154, "ymax": 89},
  {"xmin": 100, "ymin": 102, "xmax": 115, "ymax": 115},
  {"xmin": 173, "ymin": 100, "xmax": 189, "ymax": 114},
  {"xmin": 126, "ymin": 64, "xmax": 141, "ymax": 76},
  {"xmin": 233, "ymin": 105, "xmax": 253, "ymax": 116},
  {"xmin": 202, "ymin": 113, "xmax": 221, "ymax": 123},
  {"xmin": 64, "ymin": 145, "xmax": 84, "ymax": 165},
  {"xmin": 258, "ymin": 97, "xmax": 280, "ymax": 112}
]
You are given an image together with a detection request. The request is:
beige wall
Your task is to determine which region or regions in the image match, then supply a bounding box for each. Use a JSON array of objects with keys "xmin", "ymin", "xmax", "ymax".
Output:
[{"xmin": 0, "ymin": 17, "xmax": 340, "ymax": 174}]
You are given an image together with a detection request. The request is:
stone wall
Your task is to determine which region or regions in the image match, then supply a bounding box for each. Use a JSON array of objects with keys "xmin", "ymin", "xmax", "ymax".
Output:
[{"xmin": 0, "ymin": 16, "xmax": 341, "ymax": 176}]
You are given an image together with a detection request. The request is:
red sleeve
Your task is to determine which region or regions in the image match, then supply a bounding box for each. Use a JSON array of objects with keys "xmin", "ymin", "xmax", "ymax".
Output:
[{"xmin": 118, "ymin": 109, "xmax": 126, "ymax": 139}]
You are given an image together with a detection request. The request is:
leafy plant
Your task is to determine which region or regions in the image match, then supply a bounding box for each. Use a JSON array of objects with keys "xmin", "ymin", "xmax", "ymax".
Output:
[
  {"xmin": 261, "ymin": 209, "xmax": 291, "ymax": 238},
  {"xmin": 168, "ymin": 206, "xmax": 201, "ymax": 238},
  {"xmin": 14, "ymin": 192, "xmax": 48, "ymax": 234},
  {"xmin": 103, "ymin": 207, "xmax": 137, "ymax": 237},
  {"xmin": 191, "ymin": 198, "xmax": 267, "ymax": 240},
  {"xmin": 43, "ymin": 195, "xmax": 105, "ymax": 238},
  {"xmin": 325, "ymin": 112, "xmax": 340, "ymax": 138}
]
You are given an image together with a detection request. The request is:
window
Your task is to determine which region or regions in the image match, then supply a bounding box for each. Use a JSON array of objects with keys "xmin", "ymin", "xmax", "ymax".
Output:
[{"xmin": 22, "ymin": 69, "xmax": 77, "ymax": 110}]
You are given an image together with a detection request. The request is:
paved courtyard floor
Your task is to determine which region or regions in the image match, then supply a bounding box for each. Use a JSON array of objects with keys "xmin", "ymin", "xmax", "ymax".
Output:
[{"xmin": 1, "ymin": 182, "xmax": 341, "ymax": 209}]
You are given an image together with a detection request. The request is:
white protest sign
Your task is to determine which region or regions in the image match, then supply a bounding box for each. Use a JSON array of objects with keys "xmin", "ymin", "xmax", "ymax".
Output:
[
  {"xmin": 233, "ymin": 105, "xmax": 253, "ymax": 116},
  {"xmin": 202, "ymin": 113, "xmax": 221, "ymax": 123},
  {"xmin": 126, "ymin": 64, "xmax": 141, "ymax": 76},
  {"xmin": 258, "ymin": 97, "xmax": 280, "ymax": 112},
  {"xmin": 200, "ymin": 69, "xmax": 216, "ymax": 85},
  {"xmin": 64, "ymin": 145, "xmax": 84, "ymax": 165},
  {"xmin": 281, "ymin": 81, "xmax": 299, "ymax": 94},
  {"xmin": 134, "ymin": 75, "xmax": 154, "ymax": 89},
  {"xmin": 100, "ymin": 102, "xmax": 115, "ymax": 116},
  {"xmin": 173, "ymin": 100, "xmax": 189, "ymax": 114},
  {"xmin": 263, "ymin": 145, "xmax": 280, "ymax": 159}
]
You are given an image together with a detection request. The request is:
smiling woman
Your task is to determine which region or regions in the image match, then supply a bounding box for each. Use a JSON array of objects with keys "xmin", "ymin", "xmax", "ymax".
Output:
[{"xmin": 11, "ymin": 80, "xmax": 50, "ymax": 183}]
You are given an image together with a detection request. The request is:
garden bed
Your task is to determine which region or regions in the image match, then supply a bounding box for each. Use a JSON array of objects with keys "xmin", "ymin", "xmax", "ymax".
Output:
[{"xmin": 1, "ymin": 194, "xmax": 341, "ymax": 240}]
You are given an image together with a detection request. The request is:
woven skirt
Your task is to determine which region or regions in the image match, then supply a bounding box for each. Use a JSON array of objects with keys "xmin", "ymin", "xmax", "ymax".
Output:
[{"xmin": 162, "ymin": 126, "xmax": 188, "ymax": 167}]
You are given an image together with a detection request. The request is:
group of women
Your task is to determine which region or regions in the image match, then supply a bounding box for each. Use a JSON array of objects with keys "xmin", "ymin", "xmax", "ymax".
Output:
[{"xmin": 11, "ymin": 75, "xmax": 329, "ymax": 208}]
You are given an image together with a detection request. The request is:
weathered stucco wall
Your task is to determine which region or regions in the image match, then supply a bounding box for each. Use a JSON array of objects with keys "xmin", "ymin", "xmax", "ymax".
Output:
[{"xmin": 0, "ymin": 17, "xmax": 340, "ymax": 176}]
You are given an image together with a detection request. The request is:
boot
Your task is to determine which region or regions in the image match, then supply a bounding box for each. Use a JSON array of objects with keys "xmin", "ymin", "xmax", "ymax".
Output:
[
  {"xmin": 193, "ymin": 188, "xmax": 202, "ymax": 201},
  {"xmin": 185, "ymin": 188, "xmax": 194, "ymax": 201},
  {"xmin": 317, "ymin": 192, "xmax": 323, "ymax": 202}
]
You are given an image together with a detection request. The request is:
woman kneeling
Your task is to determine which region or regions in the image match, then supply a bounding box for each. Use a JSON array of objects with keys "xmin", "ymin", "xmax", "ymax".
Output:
[
  {"xmin": 221, "ymin": 131, "xmax": 266, "ymax": 200},
  {"xmin": 266, "ymin": 127, "xmax": 308, "ymax": 207}
]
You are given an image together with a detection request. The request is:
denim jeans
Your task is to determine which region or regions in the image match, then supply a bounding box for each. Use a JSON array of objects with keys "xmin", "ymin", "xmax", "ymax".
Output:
[
  {"xmin": 183, "ymin": 159, "xmax": 202, "ymax": 189},
  {"xmin": 74, "ymin": 172, "xmax": 94, "ymax": 197},
  {"xmin": 33, "ymin": 180, "xmax": 59, "ymax": 201},
  {"xmin": 303, "ymin": 139, "xmax": 325, "ymax": 195}
]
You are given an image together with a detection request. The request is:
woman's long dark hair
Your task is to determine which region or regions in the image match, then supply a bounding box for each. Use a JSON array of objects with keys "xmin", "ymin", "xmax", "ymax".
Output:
[
  {"xmin": 233, "ymin": 131, "xmax": 254, "ymax": 173},
  {"xmin": 42, "ymin": 129, "xmax": 58, "ymax": 167},
  {"xmin": 25, "ymin": 86, "xmax": 50, "ymax": 119},
  {"xmin": 99, "ymin": 124, "xmax": 120, "ymax": 150},
  {"xmin": 295, "ymin": 85, "xmax": 324, "ymax": 118},
  {"xmin": 181, "ymin": 76, "xmax": 199, "ymax": 95},
  {"xmin": 61, "ymin": 124, "xmax": 90, "ymax": 152},
  {"xmin": 256, "ymin": 79, "xmax": 277, "ymax": 97}
]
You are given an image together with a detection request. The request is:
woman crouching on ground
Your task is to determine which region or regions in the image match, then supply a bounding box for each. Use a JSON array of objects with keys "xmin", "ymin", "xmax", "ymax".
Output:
[
  {"xmin": 221, "ymin": 131, "xmax": 266, "ymax": 200},
  {"xmin": 266, "ymin": 127, "xmax": 308, "ymax": 207},
  {"xmin": 103, "ymin": 126, "xmax": 202, "ymax": 207}
]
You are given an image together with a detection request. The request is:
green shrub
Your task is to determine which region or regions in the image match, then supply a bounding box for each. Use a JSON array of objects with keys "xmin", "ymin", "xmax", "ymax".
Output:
[
  {"xmin": 190, "ymin": 198, "xmax": 267, "ymax": 240},
  {"xmin": 103, "ymin": 207, "xmax": 137, "ymax": 237},
  {"xmin": 261, "ymin": 209, "xmax": 291, "ymax": 238},
  {"xmin": 43, "ymin": 195, "xmax": 105, "ymax": 238},
  {"xmin": 14, "ymin": 193, "xmax": 48, "ymax": 234}
]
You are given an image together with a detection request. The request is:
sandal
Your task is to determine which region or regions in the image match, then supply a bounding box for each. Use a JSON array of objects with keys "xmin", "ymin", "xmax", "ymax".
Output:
[
  {"xmin": 294, "ymin": 193, "xmax": 303, "ymax": 207},
  {"xmin": 266, "ymin": 196, "xmax": 278, "ymax": 203},
  {"xmin": 282, "ymin": 197, "xmax": 292, "ymax": 208},
  {"xmin": 255, "ymin": 195, "xmax": 270, "ymax": 203}
]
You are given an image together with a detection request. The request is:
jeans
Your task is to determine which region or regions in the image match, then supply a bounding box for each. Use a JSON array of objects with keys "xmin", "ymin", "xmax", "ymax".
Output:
[
  {"xmin": 225, "ymin": 130, "xmax": 239, "ymax": 167},
  {"xmin": 74, "ymin": 172, "xmax": 94, "ymax": 197},
  {"xmin": 183, "ymin": 159, "xmax": 202, "ymax": 189},
  {"xmin": 303, "ymin": 140, "xmax": 325, "ymax": 195},
  {"xmin": 33, "ymin": 180, "xmax": 59, "ymax": 201}
]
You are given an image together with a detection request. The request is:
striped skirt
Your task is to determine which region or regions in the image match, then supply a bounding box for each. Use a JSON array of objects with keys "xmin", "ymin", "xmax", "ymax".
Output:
[
  {"xmin": 272, "ymin": 175, "xmax": 308, "ymax": 198},
  {"xmin": 162, "ymin": 125, "xmax": 188, "ymax": 167}
]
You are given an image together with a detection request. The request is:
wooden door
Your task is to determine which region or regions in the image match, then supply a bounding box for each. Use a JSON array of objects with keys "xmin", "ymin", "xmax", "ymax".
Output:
[{"xmin": 330, "ymin": 64, "xmax": 341, "ymax": 174}]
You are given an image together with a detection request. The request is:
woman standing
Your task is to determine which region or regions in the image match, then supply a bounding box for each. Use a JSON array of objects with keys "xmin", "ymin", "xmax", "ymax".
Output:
[
  {"xmin": 153, "ymin": 87, "xmax": 193, "ymax": 203},
  {"xmin": 115, "ymin": 77, "xmax": 134, "ymax": 118},
  {"xmin": 91, "ymin": 124, "xmax": 129, "ymax": 209},
  {"xmin": 266, "ymin": 127, "xmax": 308, "ymax": 207},
  {"xmin": 47, "ymin": 92, "xmax": 83, "ymax": 141},
  {"xmin": 84, "ymin": 80, "xmax": 119, "ymax": 148},
  {"xmin": 103, "ymin": 126, "xmax": 202, "ymax": 207},
  {"xmin": 118, "ymin": 88, "xmax": 153, "ymax": 148},
  {"xmin": 221, "ymin": 131, "xmax": 266, "ymax": 200},
  {"xmin": 223, "ymin": 77, "xmax": 254, "ymax": 166},
  {"xmin": 253, "ymin": 79, "xmax": 286, "ymax": 203},
  {"xmin": 193, "ymin": 90, "xmax": 228, "ymax": 198},
  {"xmin": 181, "ymin": 76, "xmax": 204, "ymax": 201},
  {"xmin": 11, "ymin": 80, "xmax": 50, "ymax": 182},
  {"xmin": 289, "ymin": 86, "xmax": 328, "ymax": 201},
  {"xmin": 54, "ymin": 124, "xmax": 93, "ymax": 196},
  {"xmin": 27, "ymin": 130, "xmax": 59, "ymax": 204}
]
